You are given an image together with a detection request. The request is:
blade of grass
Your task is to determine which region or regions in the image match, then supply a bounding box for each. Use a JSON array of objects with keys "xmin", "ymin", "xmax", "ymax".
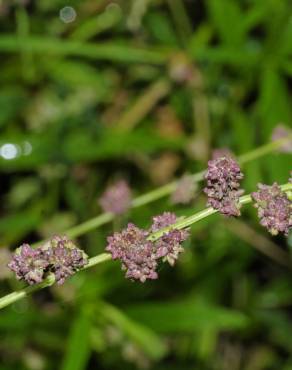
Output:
[{"xmin": 0, "ymin": 34, "xmax": 171, "ymax": 64}]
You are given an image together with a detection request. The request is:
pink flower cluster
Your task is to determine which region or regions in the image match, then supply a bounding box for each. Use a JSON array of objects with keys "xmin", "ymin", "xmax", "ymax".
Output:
[
  {"xmin": 252, "ymin": 183, "xmax": 291, "ymax": 235},
  {"xmin": 204, "ymin": 156, "xmax": 244, "ymax": 216},
  {"xmin": 8, "ymin": 236, "xmax": 88, "ymax": 285},
  {"xmin": 106, "ymin": 212, "xmax": 189, "ymax": 282}
]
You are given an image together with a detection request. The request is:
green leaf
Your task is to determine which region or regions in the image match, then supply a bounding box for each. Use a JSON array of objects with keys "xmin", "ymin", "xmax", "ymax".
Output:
[
  {"xmin": 206, "ymin": 0, "xmax": 245, "ymax": 46},
  {"xmin": 258, "ymin": 67, "xmax": 291, "ymax": 139},
  {"xmin": 101, "ymin": 302, "xmax": 167, "ymax": 360},
  {"xmin": 61, "ymin": 311, "xmax": 91, "ymax": 370},
  {"xmin": 145, "ymin": 11, "xmax": 179, "ymax": 46},
  {"xmin": 125, "ymin": 299, "xmax": 249, "ymax": 333},
  {"xmin": 0, "ymin": 204, "xmax": 43, "ymax": 245},
  {"xmin": 71, "ymin": 5, "xmax": 122, "ymax": 41},
  {"xmin": 0, "ymin": 35, "xmax": 170, "ymax": 64}
]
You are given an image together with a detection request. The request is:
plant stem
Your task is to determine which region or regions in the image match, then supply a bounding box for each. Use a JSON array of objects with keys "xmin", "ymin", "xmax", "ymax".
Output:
[
  {"xmin": 0, "ymin": 34, "xmax": 169, "ymax": 64},
  {"xmin": 149, "ymin": 183, "xmax": 291, "ymax": 240},
  {"xmin": 1, "ymin": 183, "xmax": 291, "ymax": 311},
  {"xmin": 167, "ymin": 0, "xmax": 193, "ymax": 47},
  {"xmin": 115, "ymin": 78, "xmax": 171, "ymax": 131},
  {"xmin": 60, "ymin": 136, "xmax": 290, "ymax": 240},
  {"xmin": 238, "ymin": 138, "xmax": 291, "ymax": 164},
  {"xmin": 0, "ymin": 274, "xmax": 55, "ymax": 310},
  {"xmin": 225, "ymin": 218, "xmax": 291, "ymax": 269}
]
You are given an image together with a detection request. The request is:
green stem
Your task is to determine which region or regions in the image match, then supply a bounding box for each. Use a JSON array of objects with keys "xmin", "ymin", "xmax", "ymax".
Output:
[
  {"xmin": 115, "ymin": 78, "xmax": 171, "ymax": 131},
  {"xmin": 61, "ymin": 136, "xmax": 290, "ymax": 240},
  {"xmin": 66, "ymin": 213, "xmax": 113, "ymax": 239},
  {"xmin": 0, "ymin": 274, "xmax": 55, "ymax": 310},
  {"xmin": 149, "ymin": 183, "xmax": 291, "ymax": 240},
  {"xmin": 238, "ymin": 138, "xmax": 291, "ymax": 164},
  {"xmin": 167, "ymin": 0, "xmax": 193, "ymax": 46},
  {"xmin": 0, "ymin": 34, "xmax": 169, "ymax": 64},
  {"xmin": 1, "ymin": 183, "xmax": 291, "ymax": 311}
]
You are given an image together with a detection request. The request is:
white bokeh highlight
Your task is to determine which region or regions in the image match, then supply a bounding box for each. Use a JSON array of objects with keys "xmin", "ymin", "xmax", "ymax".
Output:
[{"xmin": 59, "ymin": 6, "xmax": 77, "ymax": 23}]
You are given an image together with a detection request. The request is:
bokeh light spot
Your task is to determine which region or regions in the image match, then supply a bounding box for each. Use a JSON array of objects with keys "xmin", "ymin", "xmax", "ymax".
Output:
[
  {"xmin": 0, "ymin": 143, "xmax": 19, "ymax": 160},
  {"xmin": 59, "ymin": 6, "xmax": 77, "ymax": 23}
]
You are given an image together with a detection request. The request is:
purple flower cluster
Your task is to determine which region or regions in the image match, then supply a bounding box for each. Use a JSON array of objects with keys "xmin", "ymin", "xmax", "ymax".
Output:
[
  {"xmin": 106, "ymin": 212, "xmax": 189, "ymax": 282},
  {"xmin": 99, "ymin": 180, "xmax": 132, "ymax": 215},
  {"xmin": 106, "ymin": 223, "xmax": 158, "ymax": 283},
  {"xmin": 8, "ymin": 244, "xmax": 49, "ymax": 285},
  {"xmin": 171, "ymin": 174, "xmax": 197, "ymax": 205},
  {"xmin": 204, "ymin": 156, "xmax": 244, "ymax": 216},
  {"xmin": 8, "ymin": 236, "xmax": 88, "ymax": 285},
  {"xmin": 251, "ymin": 183, "xmax": 292, "ymax": 235},
  {"xmin": 152, "ymin": 212, "xmax": 189, "ymax": 266}
]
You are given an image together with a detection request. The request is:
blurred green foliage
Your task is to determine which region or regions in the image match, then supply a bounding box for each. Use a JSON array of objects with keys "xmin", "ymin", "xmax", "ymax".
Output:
[{"xmin": 0, "ymin": 0, "xmax": 291, "ymax": 369}]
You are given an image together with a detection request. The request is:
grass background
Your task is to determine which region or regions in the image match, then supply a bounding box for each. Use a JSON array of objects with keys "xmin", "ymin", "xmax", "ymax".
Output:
[{"xmin": 0, "ymin": 0, "xmax": 291, "ymax": 369}]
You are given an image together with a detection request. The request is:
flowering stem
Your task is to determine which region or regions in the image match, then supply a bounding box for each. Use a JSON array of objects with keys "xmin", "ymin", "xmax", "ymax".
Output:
[
  {"xmin": 1, "ymin": 183, "xmax": 291, "ymax": 311},
  {"xmin": 149, "ymin": 183, "xmax": 292, "ymax": 240},
  {"xmin": 61, "ymin": 137, "xmax": 290, "ymax": 241},
  {"xmin": 0, "ymin": 255, "xmax": 112, "ymax": 310}
]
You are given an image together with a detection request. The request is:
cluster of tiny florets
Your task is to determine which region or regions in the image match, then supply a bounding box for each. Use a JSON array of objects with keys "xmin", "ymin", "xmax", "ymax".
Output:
[
  {"xmin": 8, "ymin": 236, "xmax": 88, "ymax": 285},
  {"xmin": 42, "ymin": 236, "xmax": 88, "ymax": 284},
  {"xmin": 171, "ymin": 174, "xmax": 197, "ymax": 205},
  {"xmin": 106, "ymin": 223, "xmax": 158, "ymax": 283},
  {"xmin": 251, "ymin": 183, "xmax": 292, "ymax": 235},
  {"xmin": 151, "ymin": 212, "xmax": 178, "ymax": 232},
  {"xmin": 105, "ymin": 212, "xmax": 189, "ymax": 282},
  {"xmin": 204, "ymin": 157, "xmax": 244, "ymax": 216},
  {"xmin": 152, "ymin": 212, "xmax": 189, "ymax": 266},
  {"xmin": 8, "ymin": 244, "xmax": 49, "ymax": 285},
  {"xmin": 99, "ymin": 180, "xmax": 132, "ymax": 215}
]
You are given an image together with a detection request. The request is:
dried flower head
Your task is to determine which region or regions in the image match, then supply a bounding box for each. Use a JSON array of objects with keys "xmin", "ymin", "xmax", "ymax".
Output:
[
  {"xmin": 106, "ymin": 224, "xmax": 158, "ymax": 283},
  {"xmin": 271, "ymin": 124, "xmax": 292, "ymax": 153},
  {"xmin": 8, "ymin": 244, "xmax": 49, "ymax": 285},
  {"xmin": 204, "ymin": 157, "xmax": 244, "ymax": 216},
  {"xmin": 171, "ymin": 174, "xmax": 197, "ymax": 205},
  {"xmin": 43, "ymin": 236, "xmax": 88, "ymax": 285},
  {"xmin": 151, "ymin": 212, "xmax": 189, "ymax": 266},
  {"xmin": 99, "ymin": 180, "xmax": 132, "ymax": 215},
  {"xmin": 252, "ymin": 183, "xmax": 292, "ymax": 235}
]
